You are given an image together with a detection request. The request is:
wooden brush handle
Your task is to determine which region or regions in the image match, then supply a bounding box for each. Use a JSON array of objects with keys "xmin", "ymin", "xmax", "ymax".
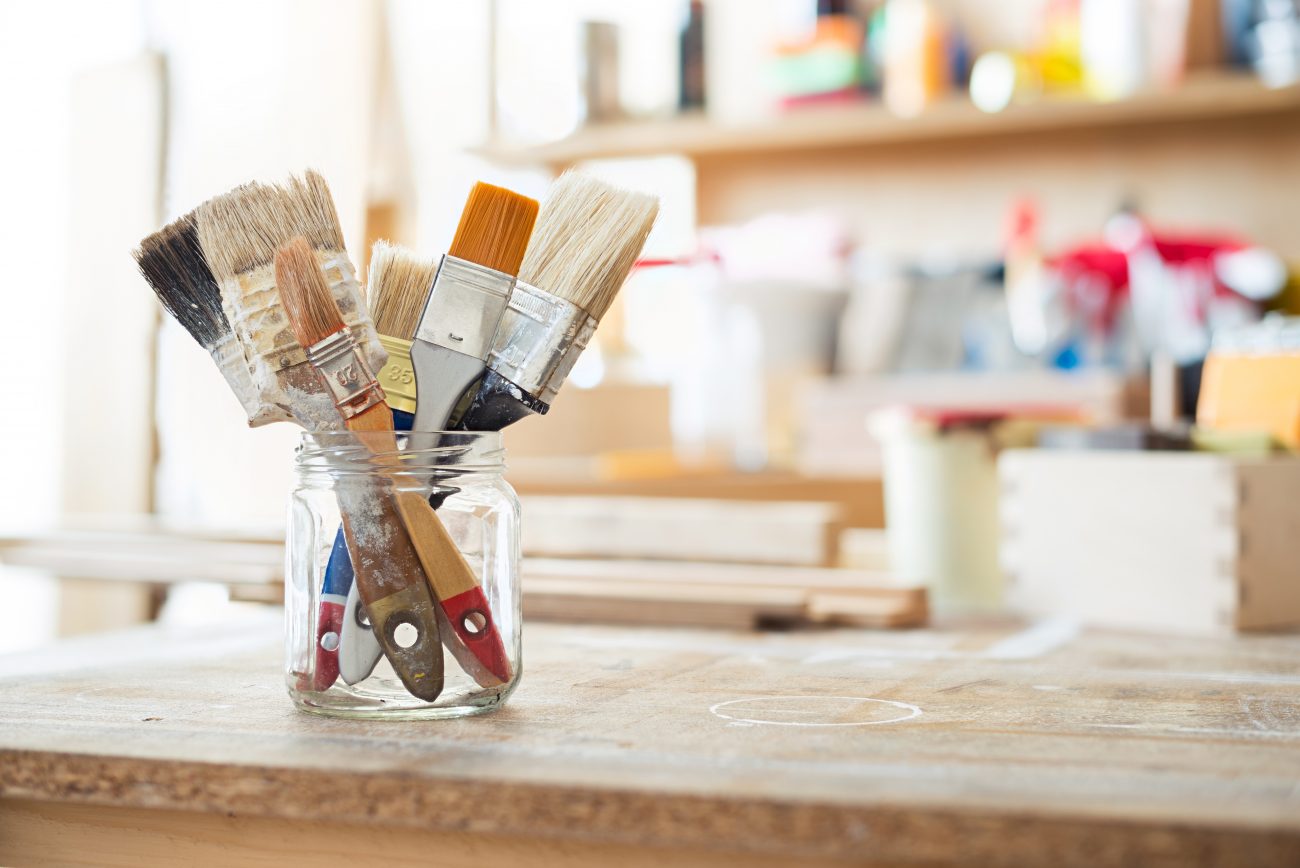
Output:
[
  {"xmin": 310, "ymin": 396, "xmax": 441, "ymax": 700},
  {"xmin": 394, "ymin": 491, "xmax": 512, "ymax": 686},
  {"xmin": 335, "ymin": 483, "xmax": 445, "ymax": 701},
  {"xmin": 348, "ymin": 402, "xmax": 511, "ymax": 687}
]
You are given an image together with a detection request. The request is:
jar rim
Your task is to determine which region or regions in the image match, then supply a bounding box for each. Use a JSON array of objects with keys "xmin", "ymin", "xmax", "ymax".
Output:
[{"xmin": 296, "ymin": 430, "xmax": 505, "ymax": 473}]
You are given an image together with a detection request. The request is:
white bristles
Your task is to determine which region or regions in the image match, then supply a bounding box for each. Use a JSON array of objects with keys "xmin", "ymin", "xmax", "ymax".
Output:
[{"xmin": 518, "ymin": 172, "xmax": 659, "ymax": 322}]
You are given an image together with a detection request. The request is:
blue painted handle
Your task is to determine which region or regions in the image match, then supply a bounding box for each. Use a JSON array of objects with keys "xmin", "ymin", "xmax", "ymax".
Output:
[{"xmin": 319, "ymin": 408, "xmax": 414, "ymax": 600}]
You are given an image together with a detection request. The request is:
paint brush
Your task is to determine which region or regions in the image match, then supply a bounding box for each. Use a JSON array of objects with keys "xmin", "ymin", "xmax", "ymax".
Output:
[
  {"xmin": 275, "ymin": 237, "xmax": 446, "ymax": 699},
  {"xmin": 278, "ymin": 238, "xmax": 512, "ymax": 688},
  {"xmin": 195, "ymin": 172, "xmax": 410, "ymax": 691},
  {"xmin": 330, "ymin": 242, "xmax": 437, "ymax": 685},
  {"xmin": 191, "ymin": 173, "xmax": 443, "ymax": 698},
  {"xmin": 453, "ymin": 172, "xmax": 659, "ymax": 431},
  {"xmin": 369, "ymin": 240, "xmax": 437, "ymax": 429},
  {"xmin": 196, "ymin": 171, "xmax": 387, "ymax": 430},
  {"xmin": 133, "ymin": 212, "xmax": 261, "ymax": 422},
  {"xmin": 409, "ymin": 182, "xmax": 538, "ymax": 432},
  {"xmin": 357, "ymin": 242, "xmax": 515, "ymax": 687}
]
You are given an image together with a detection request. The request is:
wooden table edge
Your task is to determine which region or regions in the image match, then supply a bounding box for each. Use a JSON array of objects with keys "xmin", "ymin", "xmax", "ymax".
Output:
[{"xmin": 4, "ymin": 748, "xmax": 1299, "ymax": 866}]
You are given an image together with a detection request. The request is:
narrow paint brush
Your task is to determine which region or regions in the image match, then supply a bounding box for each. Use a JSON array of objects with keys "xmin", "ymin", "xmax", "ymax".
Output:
[
  {"xmin": 278, "ymin": 238, "xmax": 512, "ymax": 688},
  {"xmin": 453, "ymin": 172, "xmax": 659, "ymax": 431},
  {"xmin": 329, "ymin": 241, "xmax": 436, "ymax": 685},
  {"xmin": 134, "ymin": 212, "xmax": 261, "ymax": 421},
  {"xmin": 409, "ymin": 182, "xmax": 538, "ymax": 433},
  {"xmin": 369, "ymin": 240, "xmax": 437, "ymax": 428},
  {"xmin": 275, "ymin": 237, "xmax": 445, "ymax": 698}
]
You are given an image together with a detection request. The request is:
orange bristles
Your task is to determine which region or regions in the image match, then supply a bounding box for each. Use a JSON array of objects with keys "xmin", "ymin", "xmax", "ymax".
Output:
[
  {"xmin": 447, "ymin": 182, "xmax": 539, "ymax": 277},
  {"xmin": 275, "ymin": 237, "xmax": 346, "ymax": 349}
]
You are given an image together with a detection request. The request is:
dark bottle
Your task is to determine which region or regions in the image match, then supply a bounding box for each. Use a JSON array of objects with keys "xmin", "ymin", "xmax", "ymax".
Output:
[{"xmin": 679, "ymin": 0, "xmax": 706, "ymax": 111}]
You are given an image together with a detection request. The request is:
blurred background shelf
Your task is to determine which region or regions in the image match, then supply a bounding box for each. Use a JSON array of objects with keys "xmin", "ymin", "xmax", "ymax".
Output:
[{"xmin": 477, "ymin": 74, "xmax": 1300, "ymax": 167}]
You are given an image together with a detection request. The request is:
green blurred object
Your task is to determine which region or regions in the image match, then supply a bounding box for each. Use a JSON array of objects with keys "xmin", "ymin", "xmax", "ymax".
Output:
[
  {"xmin": 770, "ymin": 15, "xmax": 865, "ymax": 99},
  {"xmin": 1190, "ymin": 427, "xmax": 1280, "ymax": 456}
]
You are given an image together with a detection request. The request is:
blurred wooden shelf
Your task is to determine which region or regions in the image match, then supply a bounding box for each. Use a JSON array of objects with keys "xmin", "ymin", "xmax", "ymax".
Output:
[{"xmin": 475, "ymin": 73, "xmax": 1300, "ymax": 166}]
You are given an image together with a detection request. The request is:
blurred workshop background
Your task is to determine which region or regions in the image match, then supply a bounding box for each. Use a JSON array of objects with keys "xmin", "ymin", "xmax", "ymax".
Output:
[{"xmin": 1, "ymin": 0, "xmax": 1298, "ymax": 651}]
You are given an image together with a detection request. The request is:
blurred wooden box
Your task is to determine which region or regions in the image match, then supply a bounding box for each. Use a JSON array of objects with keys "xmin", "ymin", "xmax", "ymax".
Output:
[{"xmin": 999, "ymin": 450, "xmax": 1300, "ymax": 635}]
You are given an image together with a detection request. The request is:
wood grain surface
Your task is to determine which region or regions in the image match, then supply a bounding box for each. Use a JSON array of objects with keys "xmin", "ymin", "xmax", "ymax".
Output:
[{"xmin": 2, "ymin": 612, "xmax": 1300, "ymax": 866}]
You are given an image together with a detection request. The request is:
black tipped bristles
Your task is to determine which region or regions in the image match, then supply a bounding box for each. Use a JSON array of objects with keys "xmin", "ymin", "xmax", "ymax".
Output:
[{"xmin": 134, "ymin": 213, "xmax": 230, "ymax": 351}]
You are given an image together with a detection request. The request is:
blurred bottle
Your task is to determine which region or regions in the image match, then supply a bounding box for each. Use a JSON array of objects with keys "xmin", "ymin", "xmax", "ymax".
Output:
[
  {"xmin": 581, "ymin": 21, "xmax": 622, "ymax": 123},
  {"xmin": 1251, "ymin": 0, "xmax": 1300, "ymax": 87},
  {"xmin": 881, "ymin": 0, "xmax": 952, "ymax": 117},
  {"xmin": 1080, "ymin": 0, "xmax": 1148, "ymax": 99},
  {"xmin": 679, "ymin": 0, "xmax": 707, "ymax": 110}
]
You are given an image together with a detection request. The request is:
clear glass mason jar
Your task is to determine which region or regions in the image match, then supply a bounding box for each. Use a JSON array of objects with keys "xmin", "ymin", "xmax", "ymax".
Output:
[{"xmin": 285, "ymin": 431, "xmax": 521, "ymax": 719}]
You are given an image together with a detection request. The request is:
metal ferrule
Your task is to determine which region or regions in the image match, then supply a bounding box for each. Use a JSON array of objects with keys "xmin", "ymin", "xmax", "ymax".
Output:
[
  {"xmin": 376, "ymin": 334, "xmax": 417, "ymax": 415},
  {"xmin": 307, "ymin": 327, "xmax": 385, "ymax": 419},
  {"xmin": 487, "ymin": 280, "xmax": 597, "ymax": 405},
  {"xmin": 414, "ymin": 255, "xmax": 514, "ymax": 362}
]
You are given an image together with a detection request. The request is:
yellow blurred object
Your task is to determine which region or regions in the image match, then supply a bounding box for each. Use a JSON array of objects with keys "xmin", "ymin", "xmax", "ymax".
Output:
[
  {"xmin": 1036, "ymin": 0, "xmax": 1084, "ymax": 92},
  {"xmin": 1190, "ymin": 427, "xmax": 1278, "ymax": 456},
  {"xmin": 1197, "ymin": 350, "xmax": 1300, "ymax": 449},
  {"xmin": 594, "ymin": 449, "xmax": 728, "ymax": 481}
]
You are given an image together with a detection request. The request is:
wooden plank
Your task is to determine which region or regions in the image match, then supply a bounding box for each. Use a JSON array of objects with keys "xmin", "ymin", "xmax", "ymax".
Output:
[
  {"xmin": 474, "ymin": 73, "xmax": 1300, "ymax": 167},
  {"xmin": 513, "ymin": 472, "xmax": 885, "ymax": 530},
  {"xmin": 521, "ymin": 496, "xmax": 842, "ymax": 566},
  {"xmin": 2, "ymin": 615, "xmax": 1300, "ymax": 866},
  {"xmin": 521, "ymin": 559, "xmax": 927, "ymax": 629},
  {"xmin": 523, "ymin": 577, "xmax": 803, "ymax": 629}
]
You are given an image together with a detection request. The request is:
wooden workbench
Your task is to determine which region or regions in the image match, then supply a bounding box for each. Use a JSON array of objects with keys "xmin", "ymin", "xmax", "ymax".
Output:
[{"xmin": 2, "ymin": 612, "xmax": 1299, "ymax": 866}]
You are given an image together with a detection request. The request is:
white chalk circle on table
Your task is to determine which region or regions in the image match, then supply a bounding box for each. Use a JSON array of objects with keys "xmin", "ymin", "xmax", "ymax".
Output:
[{"xmin": 710, "ymin": 696, "xmax": 923, "ymax": 728}]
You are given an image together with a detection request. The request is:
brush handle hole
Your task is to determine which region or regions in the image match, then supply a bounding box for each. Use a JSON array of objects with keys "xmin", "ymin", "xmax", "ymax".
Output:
[
  {"xmin": 393, "ymin": 621, "xmax": 420, "ymax": 649},
  {"xmin": 462, "ymin": 609, "xmax": 489, "ymax": 638}
]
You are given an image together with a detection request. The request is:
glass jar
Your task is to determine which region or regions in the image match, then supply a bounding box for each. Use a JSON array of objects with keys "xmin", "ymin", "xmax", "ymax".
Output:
[{"xmin": 285, "ymin": 430, "xmax": 521, "ymax": 719}]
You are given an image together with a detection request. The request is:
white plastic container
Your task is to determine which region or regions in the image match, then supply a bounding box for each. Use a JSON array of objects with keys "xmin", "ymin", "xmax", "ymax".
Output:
[{"xmin": 869, "ymin": 408, "xmax": 1015, "ymax": 612}]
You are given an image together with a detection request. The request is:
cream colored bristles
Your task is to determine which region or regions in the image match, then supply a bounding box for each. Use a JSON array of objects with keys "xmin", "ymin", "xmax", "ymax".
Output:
[
  {"xmin": 518, "ymin": 172, "xmax": 659, "ymax": 322},
  {"xmin": 367, "ymin": 241, "xmax": 438, "ymax": 342},
  {"xmin": 195, "ymin": 170, "xmax": 345, "ymax": 283}
]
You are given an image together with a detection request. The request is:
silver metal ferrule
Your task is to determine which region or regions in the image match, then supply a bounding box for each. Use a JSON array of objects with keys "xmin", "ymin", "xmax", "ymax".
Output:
[
  {"xmin": 488, "ymin": 280, "xmax": 597, "ymax": 405},
  {"xmin": 307, "ymin": 327, "xmax": 385, "ymax": 418},
  {"xmin": 414, "ymin": 255, "xmax": 514, "ymax": 362}
]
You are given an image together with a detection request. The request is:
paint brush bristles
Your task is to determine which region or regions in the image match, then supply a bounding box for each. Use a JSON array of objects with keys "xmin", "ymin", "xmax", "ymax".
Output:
[
  {"xmin": 276, "ymin": 237, "xmax": 345, "ymax": 350},
  {"xmin": 368, "ymin": 241, "xmax": 438, "ymax": 341},
  {"xmin": 518, "ymin": 172, "xmax": 659, "ymax": 321},
  {"xmin": 448, "ymin": 181, "xmax": 539, "ymax": 277},
  {"xmin": 196, "ymin": 171, "xmax": 345, "ymax": 282},
  {"xmin": 135, "ymin": 213, "xmax": 228, "ymax": 350}
]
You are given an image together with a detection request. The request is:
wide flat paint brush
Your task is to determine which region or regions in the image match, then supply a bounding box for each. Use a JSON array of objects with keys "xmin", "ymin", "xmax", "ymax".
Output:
[
  {"xmin": 278, "ymin": 238, "xmax": 512, "ymax": 689},
  {"xmin": 196, "ymin": 171, "xmax": 387, "ymax": 430},
  {"xmin": 452, "ymin": 172, "xmax": 659, "ymax": 432},
  {"xmin": 409, "ymin": 182, "xmax": 538, "ymax": 433},
  {"xmin": 192, "ymin": 172, "xmax": 445, "ymax": 697}
]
